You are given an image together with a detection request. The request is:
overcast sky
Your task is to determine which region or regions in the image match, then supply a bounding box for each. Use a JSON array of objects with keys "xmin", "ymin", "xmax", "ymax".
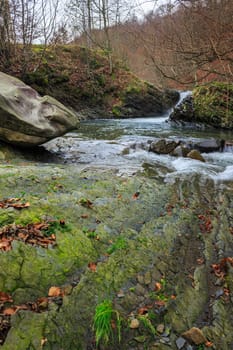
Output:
[{"xmin": 135, "ymin": 0, "xmax": 169, "ymax": 16}]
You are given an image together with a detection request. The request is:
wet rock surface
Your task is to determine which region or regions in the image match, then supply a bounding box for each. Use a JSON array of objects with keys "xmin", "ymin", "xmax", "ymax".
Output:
[{"xmin": 0, "ymin": 160, "xmax": 232, "ymax": 349}]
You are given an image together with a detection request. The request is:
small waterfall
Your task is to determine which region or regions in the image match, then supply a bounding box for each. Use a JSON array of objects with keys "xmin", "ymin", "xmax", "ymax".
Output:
[
  {"xmin": 167, "ymin": 90, "xmax": 192, "ymax": 121},
  {"xmin": 175, "ymin": 90, "xmax": 192, "ymax": 107}
]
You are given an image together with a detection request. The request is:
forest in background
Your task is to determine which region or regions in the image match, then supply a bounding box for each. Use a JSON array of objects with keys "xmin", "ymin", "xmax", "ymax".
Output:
[{"xmin": 0, "ymin": 0, "xmax": 233, "ymax": 89}]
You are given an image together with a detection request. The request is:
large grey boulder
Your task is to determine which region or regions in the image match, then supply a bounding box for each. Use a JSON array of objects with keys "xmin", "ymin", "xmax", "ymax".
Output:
[{"xmin": 0, "ymin": 72, "xmax": 78, "ymax": 146}]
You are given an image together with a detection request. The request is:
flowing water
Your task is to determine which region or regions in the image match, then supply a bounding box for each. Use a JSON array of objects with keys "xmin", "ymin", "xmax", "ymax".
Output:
[{"xmin": 45, "ymin": 92, "xmax": 233, "ymax": 184}]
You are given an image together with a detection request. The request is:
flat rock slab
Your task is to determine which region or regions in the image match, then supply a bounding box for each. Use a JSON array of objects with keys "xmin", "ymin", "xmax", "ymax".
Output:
[{"xmin": 0, "ymin": 72, "xmax": 79, "ymax": 146}]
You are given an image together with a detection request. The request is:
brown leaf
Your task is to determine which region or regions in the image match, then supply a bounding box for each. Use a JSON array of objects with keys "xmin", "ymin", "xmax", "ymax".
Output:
[
  {"xmin": 205, "ymin": 341, "xmax": 214, "ymax": 347},
  {"xmin": 16, "ymin": 304, "xmax": 29, "ymax": 311},
  {"xmin": 132, "ymin": 192, "xmax": 140, "ymax": 200},
  {"xmin": 48, "ymin": 286, "xmax": 61, "ymax": 297},
  {"xmin": 155, "ymin": 282, "xmax": 162, "ymax": 292},
  {"xmin": 0, "ymin": 292, "xmax": 13, "ymax": 303},
  {"xmin": 0, "ymin": 240, "xmax": 11, "ymax": 250},
  {"xmin": 138, "ymin": 305, "xmax": 153, "ymax": 314},
  {"xmin": 3, "ymin": 307, "xmax": 17, "ymax": 315},
  {"xmin": 154, "ymin": 300, "xmax": 166, "ymax": 306},
  {"xmin": 88, "ymin": 262, "xmax": 97, "ymax": 272},
  {"xmin": 12, "ymin": 202, "xmax": 30, "ymax": 209},
  {"xmin": 79, "ymin": 198, "xmax": 93, "ymax": 208},
  {"xmin": 81, "ymin": 214, "xmax": 89, "ymax": 219}
]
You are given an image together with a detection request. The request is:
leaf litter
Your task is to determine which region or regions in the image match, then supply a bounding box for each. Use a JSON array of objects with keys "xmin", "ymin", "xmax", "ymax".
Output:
[
  {"xmin": 0, "ymin": 285, "xmax": 71, "ymax": 345},
  {"xmin": 0, "ymin": 221, "xmax": 59, "ymax": 251}
]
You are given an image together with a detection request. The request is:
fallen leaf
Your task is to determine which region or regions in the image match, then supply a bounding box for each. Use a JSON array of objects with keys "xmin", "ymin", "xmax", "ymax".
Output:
[
  {"xmin": 205, "ymin": 341, "xmax": 214, "ymax": 347},
  {"xmin": 0, "ymin": 198, "xmax": 30, "ymax": 210},
  {"xmin": 88, "ymin": 262, "xmax": 97, "ymax": 272},
  {"xmin": 12, "ymin": 202, "xmax": 30, "ymax": 209},
  {"xmin": 138, "ymin": 306, "xmax": 152, "ymax": 315},
  {"xmin": 48, "ymin": 286, "xmax": 61, "ymax": 297},
  {"xmin": 0, "ymin": 241, "xmax": 11, "ymax": 250},
  {"xmin": 132, "ymin": 192, "xmax": 140, "ymax": 200},
  {"xmin": 0, "ymin": 292, "xmax": 13, "ymax": 303},
  {"xmin": 155, "ymin": 282, "xmax": 162, "ymax": 292},
  {"xmin": 79, "ymin": 198, "xmax": 93, "ymax": 209},
  {"xmin": 16, "ymin": 304, "xmax": 29, "ymax": 311},
  {"xmin": 3, "ymin": 307, "xmax": 17, "ymax": 315},
  {"xmin": 81, "ymin": 214, "xmax": 89, "ymax": 219}
]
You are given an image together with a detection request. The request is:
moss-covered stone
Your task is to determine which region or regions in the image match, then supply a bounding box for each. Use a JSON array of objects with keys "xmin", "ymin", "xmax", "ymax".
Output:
[
  {"xmin": 171, "ymin": 82, "xmax": 233, "ymax": 129},
  {"xmin": 193, "ymin": 82, "xmax": 233, "ymax": 129},
  {"xmin": 0, "ymin": 163, "xmax": 232, "ymax": 349}
]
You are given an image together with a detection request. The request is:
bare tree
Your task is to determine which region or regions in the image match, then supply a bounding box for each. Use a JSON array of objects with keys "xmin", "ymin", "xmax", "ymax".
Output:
[{"xmin": 0, "ymin": 0, "xmax": 11, "ymax": 66}]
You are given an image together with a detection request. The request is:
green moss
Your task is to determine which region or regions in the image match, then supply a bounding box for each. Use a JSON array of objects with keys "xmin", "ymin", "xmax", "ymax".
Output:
[
  {"xmin": 112, "ymin": 105, "xmax": 122, "ymax": 117},
  {"xmin": 193, "ymin": 82, "xmax": 233, "ymax": 129}
]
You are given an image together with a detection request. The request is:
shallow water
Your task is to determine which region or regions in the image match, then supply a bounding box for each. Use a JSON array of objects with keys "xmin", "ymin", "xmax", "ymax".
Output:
[{"xmin": 45, "ymin": 101, "xmax": 233, "ymax": 183}]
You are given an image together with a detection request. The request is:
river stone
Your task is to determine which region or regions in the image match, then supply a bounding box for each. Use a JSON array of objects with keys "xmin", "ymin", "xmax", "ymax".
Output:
[
  {"xmin": 176, "ymin": 337, "xmax": 186, "ymax": 349},
  {"xmin": 187, "ymin": 150, "xmax": 205, "ymax": 162},
  {"xmin": 182, "ymin": 327, "xmax": 207, "ymax": 345},
  {"xmin": 0, "ymin": 72, "xmax": 78, "ymax": 146},
  {"xmin": 150, "ymin": 139, "xmax": 179, "ymax": 154},
  {"xmin": 192, "ymin": 139, "xmax": 220, "ymax": 153},
  {"xmin": 172, "ymin": 145, "xmax": 190, "ymax": 157}
]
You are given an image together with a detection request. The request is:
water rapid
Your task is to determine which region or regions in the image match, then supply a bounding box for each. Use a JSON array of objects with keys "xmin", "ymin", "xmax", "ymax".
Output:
[{"xmin": 45, "ymin": 93, "xmax": 233, "ymax": 184}]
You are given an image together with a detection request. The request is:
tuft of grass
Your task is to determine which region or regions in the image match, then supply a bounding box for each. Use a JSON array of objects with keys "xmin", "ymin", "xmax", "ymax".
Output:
[
  {"xmin": 93, "ymin": 299, "xmax": 121, "ymax": 346},
  {"xmin": 107, "ymin": 237, "xmax": 128, "ymax": 254},
  {"xmin": 138, "ymin": 314, "xmax": 157, "ymax": 337}
]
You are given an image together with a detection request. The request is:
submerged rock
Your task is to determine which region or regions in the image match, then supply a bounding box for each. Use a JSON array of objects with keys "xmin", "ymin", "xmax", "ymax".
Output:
[{"xmin": 0, "ymin": 72, "xmax": 79, "ymax": 147}]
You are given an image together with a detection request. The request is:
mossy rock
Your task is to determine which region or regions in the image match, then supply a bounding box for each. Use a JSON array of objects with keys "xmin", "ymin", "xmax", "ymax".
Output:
[{"xmin": 193, "ymin": 82, "xmax": 233, "ymax": 129}]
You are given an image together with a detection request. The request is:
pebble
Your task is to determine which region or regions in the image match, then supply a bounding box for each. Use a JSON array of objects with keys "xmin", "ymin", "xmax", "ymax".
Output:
[
  {"xmin": 137, "ymin": 274, "xmax": 144, "ymax": 284},
  {"xmin": 182, "ymin": 327, "xmax": 207, "ymax": 345},
  {"xmin": 117, "ymin": 290, "xmax": 125, "ymax": 298},
  {"xmin": 215, "ymin": 289, "xmax": 224, "ymax": 299},
  {"xmin": 176, "ymin": 337, "xmax": 186, "ymax": 349},
  {"xmin": 186, "ymin": 345, "xmax": 194, "ymax": 350},
  {"xmin": 156, "ymin": 323, "xmax": 165, "ymax": 334},
  {"xmin": 160, "ymin": 337, "xmax": 171, "ymax": 344},
  {"xmin": 144, "ymin": 271, "xmax": 151, "ymax": 285},
  {"xmin": 129, "ymin": 318, "xmax": 140, "ymax": 329},
  {"xmin": 135, "ymin": 283, "xmax": 147, "ymax": 296}
]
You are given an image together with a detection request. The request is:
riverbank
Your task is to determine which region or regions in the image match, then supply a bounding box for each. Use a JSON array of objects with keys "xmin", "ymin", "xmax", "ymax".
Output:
[{"xmin": 1, "ymin": 45, "xmax": 178, "ymax": 119}]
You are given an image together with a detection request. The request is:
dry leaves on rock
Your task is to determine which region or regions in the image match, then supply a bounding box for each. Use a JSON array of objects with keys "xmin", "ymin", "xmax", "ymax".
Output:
[
  {"xmin": 198, "ymin": 214, "xmax": 213, "ymax": 233},
  {"xmin": 0, "ymin": 221, "xmax": 57, "ymax": 251},
  {"xmin": 0, "ymin": 198, "xmax": 30, "ymax": 210},
  {"xmin": 211, "ymin": 257, "xmax": 233, "ymax": 278}
]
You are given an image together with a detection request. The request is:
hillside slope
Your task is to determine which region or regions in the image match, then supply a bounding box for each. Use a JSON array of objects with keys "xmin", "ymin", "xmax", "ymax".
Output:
[{"xmin": 2, "ymin": 45, "xmax": 179, "ymax": 119}]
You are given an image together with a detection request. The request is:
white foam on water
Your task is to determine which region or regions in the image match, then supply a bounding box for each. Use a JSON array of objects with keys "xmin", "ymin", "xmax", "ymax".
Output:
[{"xmin": 212, "ymin": 165, "xmax": 233, "ymax": 182}]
